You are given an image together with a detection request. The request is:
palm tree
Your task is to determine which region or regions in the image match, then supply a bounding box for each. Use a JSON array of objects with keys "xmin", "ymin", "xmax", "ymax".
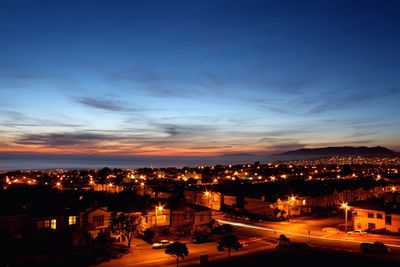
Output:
[
  {"xmin": 165, "ymin": 242, "xmax": 189, "ymax": 267},
  {"xmin": 217, "ymin": 234, "xmax": 242, "ymax": 260}
]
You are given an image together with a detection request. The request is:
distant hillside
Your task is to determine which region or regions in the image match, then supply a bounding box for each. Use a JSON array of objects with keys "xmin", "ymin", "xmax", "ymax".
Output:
[
  {"xmin": 275, "ymin": 146, "xmax": 397, "ymax": 159},
  {"xmin": 219, "ymin": 153, "xmax": 256, "ymax": 157}
]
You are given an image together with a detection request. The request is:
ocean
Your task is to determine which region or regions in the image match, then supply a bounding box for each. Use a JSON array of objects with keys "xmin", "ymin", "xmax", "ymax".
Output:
[{"xmin": 0, "ymin": 153, "xmax": 277, "ymax": 170}]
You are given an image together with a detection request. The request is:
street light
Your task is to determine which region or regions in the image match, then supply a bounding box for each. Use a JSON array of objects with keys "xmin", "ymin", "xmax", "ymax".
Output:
[
  {"xmin": 288, "ymin": 195, "xmax": 296, "ymax": 221},
  {"xmin": 341, "ymin": 202, "xmax": 349, "ymax": 233},
  {"xmin": 204, "ymin": 190, "xmax": 211, "ymax": 208},
  {"xmin": 154, "ymin": 204, "xmax": 164, "ymax": 241}
]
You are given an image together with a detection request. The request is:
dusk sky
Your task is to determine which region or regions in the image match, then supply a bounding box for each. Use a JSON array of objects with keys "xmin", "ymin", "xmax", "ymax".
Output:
[{"xmin": 1, "ymin": 0, "xmax": 400, "ymax": 156}]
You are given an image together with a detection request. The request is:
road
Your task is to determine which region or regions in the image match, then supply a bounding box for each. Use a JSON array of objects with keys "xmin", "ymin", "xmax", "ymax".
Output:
[
  {"xmin": 96, "ymin": 214, "xmax": 400, "ymax": 266},
  {"xmin": 216, "ymin": 214, "xmax": 400, "ymax": 254},
  {"xmin": 96, "ymin": 230, "xmax": 275, "ymax": 267}
]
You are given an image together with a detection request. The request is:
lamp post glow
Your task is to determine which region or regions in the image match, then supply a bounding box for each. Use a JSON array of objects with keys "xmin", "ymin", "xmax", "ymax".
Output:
[
  {"xmin": 204, "ymin": 190, "xmax": 212, "ymax": 208},
  {"xmin": 288, "ymin": 196, "xmax": 296, "ymax": 221},
  {"xmin": 154, "ymin": 205, "xmax": 164, "ymax": 241},
  {"xmin": 341, "ymin": 203, "xmax": 349, "ymax": 233}
]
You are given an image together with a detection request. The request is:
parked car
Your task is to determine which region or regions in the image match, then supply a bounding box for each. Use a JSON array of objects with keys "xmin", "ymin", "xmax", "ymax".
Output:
[
  {"xmin": 152, "ymin": 240, "xmax": 171, "ymax": 249},
  {"xmin": 276, "ymin": 234, "xmax": 290, "ymax": 245},
  {"xmin": 346, "ymin": 229, "xmax": 368, "ymax": 235},
  {"xmin": 360, "ymin": 242, "xmax": 391, "ymax": 254},
  {"xmin": 322, "ymin": 227, "xmax": 339, "ymax": 234},
  {"xmin": 191, "ymin": 235, "xmax": 212, "ymax": 244}
]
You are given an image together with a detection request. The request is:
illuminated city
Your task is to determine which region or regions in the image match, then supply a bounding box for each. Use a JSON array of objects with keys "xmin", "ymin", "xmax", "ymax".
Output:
[{"xmin": 1, "ymin": 1, "xmax": 400, "ymax": 266}]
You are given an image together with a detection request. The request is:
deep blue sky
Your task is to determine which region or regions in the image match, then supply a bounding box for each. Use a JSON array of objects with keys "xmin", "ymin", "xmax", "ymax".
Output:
[{"xmin": 1, "ymin": 0, "xmax": 400, "ymax": 155}]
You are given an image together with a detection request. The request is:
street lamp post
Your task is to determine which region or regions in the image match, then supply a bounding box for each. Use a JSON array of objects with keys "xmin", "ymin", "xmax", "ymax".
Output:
[
  {"xmin": 154, "ymin": 205, "xmax": 163, "ymax": 241},
  {"xmin": 204, "ymin": 190, "xmax": 211, "ymax": 208},
  {"xmin": 288, "ymin": 196, "xmax": 296, "ymax": 222},
  {"xmin": 341, "ymin": 203, "xmax": 349, "ymax": 233}
]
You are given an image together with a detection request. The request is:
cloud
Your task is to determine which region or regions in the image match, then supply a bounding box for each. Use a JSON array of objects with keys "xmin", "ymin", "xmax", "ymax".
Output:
[
  {"xmin": 76, "ymin": 97, "xmax": 141, "ymax": 112},
  {"xmin": 345, "ymin": 131, "xmax": 379, "ymax": 138},
  {"xmin": 154, "ymin": 123, "xmax": 215, "ymax": 138},
  {"xmin": 188, "ymin": 145, "xmax": 232, "ymax": 150},
  {"xmin": 12, "ymin": 123, "xmax": 216, "ymax": 150},
  {"xmin": 309, "ymin": 87, "xmax": 400, "ymax": 114},
  {"xmin": 0, "ymin": 109, "xmax": 83, "ymax": 128},
  {"xmin": 15, "ymin": 132, "xmax": 115, "ymax": 147}
]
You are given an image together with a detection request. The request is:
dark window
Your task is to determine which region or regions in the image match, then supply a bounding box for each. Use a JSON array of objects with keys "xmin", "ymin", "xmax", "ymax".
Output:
[
  {"xmin": 386, "ymin": 215, "xmax": 392, "ymax": 225},
  {"xmin": 368, "ymin": 223, "xmax": 376, "ymax": 230},
  {"xmin": 367, "ymin": 212, "xmax": 374, "ymax": 218},
  {"xmin": 377, "ymin": 213, "xmax": 383, "ymax": 219},
  {"xmin": 93, "ymin": 215, "xmax": 104, "ymax": 227},
  {"xmin": 357, "ymin": 223, "xmax": 362, "ymax": 228}
]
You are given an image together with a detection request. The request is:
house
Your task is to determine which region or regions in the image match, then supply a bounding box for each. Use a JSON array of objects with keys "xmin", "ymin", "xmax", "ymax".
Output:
[
  {"xmin": 353, "ymin": 202, "xmax": 400, "ymax": 233},
  {"xmin": 170, "ymin": 205, "xmax": 195, "ymax": 234},
  {"xmin": 0, "ymin": 214, "xmax": 26, "ymax": 238},
  {"xmin": 170, "ymin": 204, "xmax": 212, "ymax": 234},
  {"xmin": 223, "ymin": 195, "xmax": 237, "ymax": 206},
  {"xmin": 184, "ymin": 190, "xmax": 197, "ymax": 205},
  {"xmin": 244, "ymin": 196, "xmax": 275, "ymax": 218},
  {"xmin": 196, "ymin": 191, "xmax": 210, "ymax": 207},
  {"xmin": 183, "ymin": 190, "xmax": 222, "ymax": 210},
  {"xmin": 209, "ymin": 191, "xmax": 222, "ymax": 210},
  {"xmin": 79, "ymin": 207, "xmax": 111, "ymax": 238},
  {"xmin": 142, "ymin": 208, "xmax": 170, "ymax": 230},
  {"xmin": 191, "ymin": 204, "xmax": 213, "ymax": 233},
  {"xmin": 92, "ymin": 183, "xmax": 125, "ymax": 193}
]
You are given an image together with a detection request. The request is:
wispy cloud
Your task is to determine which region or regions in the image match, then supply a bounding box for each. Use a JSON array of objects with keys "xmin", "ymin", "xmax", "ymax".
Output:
[
  {"xmin": 0, "ymin": 109, "xmax": 82, "ymax": 128},
  {"xmin": 309, "ymin": 87, "xmax": 400, "ymax": 114},
  {"xmin": 76, "ymin": 97, "xmax": 141, "ymax": 112},
  {"xmin": 15, "ymin": 132, "xmax": 115, "ymax": 147}
]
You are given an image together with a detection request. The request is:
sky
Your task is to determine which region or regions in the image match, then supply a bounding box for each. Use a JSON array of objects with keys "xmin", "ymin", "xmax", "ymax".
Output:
[{"xmin": 0, "ymin": 0, "xmax": 400, "ymax": 156}]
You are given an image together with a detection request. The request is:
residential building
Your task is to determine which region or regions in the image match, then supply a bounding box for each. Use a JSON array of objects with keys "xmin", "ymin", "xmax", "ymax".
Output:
[
  {"xmin": 353, "ymin": 203, "xmax": 400, "ymax": 233},
  {"xmin": 79, "ymin": 207, "xmax": 111, "ymax": 238}
]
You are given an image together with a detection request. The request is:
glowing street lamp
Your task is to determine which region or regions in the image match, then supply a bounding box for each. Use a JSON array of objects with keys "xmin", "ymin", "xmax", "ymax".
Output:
[
  {"xmin": 204, "ymin": 190, "xmax": 212, "ymax": 208},
  {"xmin": 288, "ymin": 195, "xmax": 296, "ymax": 221},
  {"xmin": 341, "ymin": 202, "xmax": 349, "ymax": 233},
  {"xmin": 154, "ymin": 204, "xmax": 164, "ymax": 241}
]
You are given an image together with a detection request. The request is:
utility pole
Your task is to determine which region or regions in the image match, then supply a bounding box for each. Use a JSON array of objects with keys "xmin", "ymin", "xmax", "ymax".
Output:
[{"xmin": 342, "ymin": 203, "xmax": 349, "ymax": 233}]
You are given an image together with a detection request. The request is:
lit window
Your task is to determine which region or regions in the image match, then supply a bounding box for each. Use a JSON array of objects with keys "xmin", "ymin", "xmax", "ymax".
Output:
[
  {"xmin": 44, "ymin": 220, "xmax": 50, "ymax": 228},
  {"xmin": 69, "ymin": 216, "xmax": 77, "ymax": 225},
  {"xmin": 51, "ymin": 219, "xmax": 57, "ymax": 229}
]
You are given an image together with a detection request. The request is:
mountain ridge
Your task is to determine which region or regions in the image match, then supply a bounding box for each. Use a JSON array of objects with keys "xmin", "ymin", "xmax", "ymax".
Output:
[{"xmin": 275, "ymin": 146, "xmax": 397, "ymax": 158}]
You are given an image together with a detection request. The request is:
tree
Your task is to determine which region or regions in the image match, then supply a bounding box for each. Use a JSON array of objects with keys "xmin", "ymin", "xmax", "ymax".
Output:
[
  {"xmin": 213, "ymin": 224, "xmax": 234, "ymax": 235},
  {"xmin": 165, "ymin": 242, "xmax": 189, "ymax": 267},
  {"xmin": 142, "ymin": 228, "xmax": 154, "ymax": 243},
  {"xmin": 112, "ymin": 213, "xmax": 145, "ymax": 248},
  {"xmin": 217, "ymin": 234, "xmax": 242, "ymax": 260}
]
